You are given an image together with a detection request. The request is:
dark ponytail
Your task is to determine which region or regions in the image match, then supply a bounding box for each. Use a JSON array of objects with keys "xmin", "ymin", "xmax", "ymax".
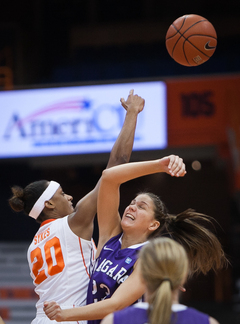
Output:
[
  {"xmin": 9, "ymin": 180, "xmax": 49, "ymax": 223},
  {"xmin": 137, "ymin": 192, "xmax": 228, "ymax": 276},
  {"xmin": 9, "ymin": 186, "xmax": 25, "ymax": 212},
  {"xmin": 162, "ymin": 209, "xmax": 228, "ymax": 275}
]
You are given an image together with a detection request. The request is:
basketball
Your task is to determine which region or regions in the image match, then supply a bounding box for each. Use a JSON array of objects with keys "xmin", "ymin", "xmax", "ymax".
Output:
[{"xmin": 165, "ymin": 14, "xmax": 217, "ymax": 66}]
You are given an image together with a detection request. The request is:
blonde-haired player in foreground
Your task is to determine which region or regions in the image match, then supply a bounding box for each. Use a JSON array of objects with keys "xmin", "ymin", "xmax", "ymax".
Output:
[{"xmin": 101, "ymin": 237, "xmax": 219, "ymax": 324}]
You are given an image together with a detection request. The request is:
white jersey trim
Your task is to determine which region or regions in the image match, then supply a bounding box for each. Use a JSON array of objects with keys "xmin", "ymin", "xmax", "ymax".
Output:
[
  {"xmin": 133, "ymin": 302, "xmax": 188, "ymax": 312},
  {"xmin": 118, "ymin": 234, "xmax": 149, "ymax": 249},
  {"xmin": 172, "ymin": 304, "xmax": 188, "ymax": 311}
]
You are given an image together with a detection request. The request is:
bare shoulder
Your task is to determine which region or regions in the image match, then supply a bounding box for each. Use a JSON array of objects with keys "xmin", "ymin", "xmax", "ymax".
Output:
[
  {"xmin": 67, "ymin": 210, "xmax": 94, "ymax": 240},
  {"xmin": 67, "ymin": 188, "xmax": 98, "ymax": 239},
  {"xmin": 209, "ymin": 316, "xmax": 220, "ymax": 324},
  {"xmin": 100, "ymin": 313, "xmax": 113, "ymax": 324}
]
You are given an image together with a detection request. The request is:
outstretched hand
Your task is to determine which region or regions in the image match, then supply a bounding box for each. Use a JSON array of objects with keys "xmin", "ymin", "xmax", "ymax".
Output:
[
  {"xmin": 43, "ymin": 301, "xmax": 63, "ymax": 322},
  {"xmin": 120, "ymin": 89, "xmax": 145, "ymax": 114},
  {"xmin": 160, "ymin": 155, "xmax": 186, "ymax": 177}
]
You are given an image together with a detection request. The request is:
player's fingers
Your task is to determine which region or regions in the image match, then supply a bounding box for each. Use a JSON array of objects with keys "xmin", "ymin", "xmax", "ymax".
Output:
[
  {"xmin": 46, "ymin": 310, "xmax": 54, "ymax": 320},
  {"xmin": 176, "ymin": 164, "xmax": 186, "ymax": 177},
  {"xmin": 43, "ymin": 302, "xmax": 52, "ymax": 312},
  {"xmin": 167, "ymin": 155, "xmax": 176, "ymax": 172},
  {"xmin": 168, "ymin": 155, "xmax": 184, "ymax": 176},
  {"xmin": 172, "ymin": 157, "xmax": 186, "ymax": 177},
  {"xmin": 45, "ymin": 306, "xmax": 59, "ymax": 320},
  {"xmin": 49, "ymin": 313, "xmax": 57, "ymax": 321},
  {"xmin": 129, "ymin": 89, "xmax": 134, "ymax": 95},
  {"xmin": 44, "ymin": 302, "xmax": 57, "ymax": 312},
  {"xmin": 120, "ymin": 98, "xmax": 127, "ymax": 110},
  {"xmin": 174, "ymin": 157, "xmax": 183, "ymax": 176},
  {"xmin": 179, "ymin": 160, "xmax": 187, "ymax": 176},
  {"xmin": 170, "ymin": 155, "xmax": 180, "ymax": 175}
]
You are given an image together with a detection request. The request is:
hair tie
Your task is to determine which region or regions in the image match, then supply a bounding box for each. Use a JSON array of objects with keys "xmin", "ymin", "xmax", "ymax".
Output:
[{"xmin": 162, "ymin": 278, "xmax": 173, "ymax": 290}]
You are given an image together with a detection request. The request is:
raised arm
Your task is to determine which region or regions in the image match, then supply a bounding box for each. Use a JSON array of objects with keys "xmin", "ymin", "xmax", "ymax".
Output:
[
  {"xmin": 68, "ymin": 90, "xmax": 145, "ymax": 240},
  {"xmin": 106, "ymin": 90, "xmax": 145, "ymax": 168},
  {"xmin": 96, "ymin": 155, "xmax": 186, "ymax": 253}
]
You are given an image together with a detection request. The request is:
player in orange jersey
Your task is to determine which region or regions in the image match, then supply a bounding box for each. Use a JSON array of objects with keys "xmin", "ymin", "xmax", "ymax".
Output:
[{"xmin": 8, "ymin": 90, "xmax": 145, "ymax": 324}]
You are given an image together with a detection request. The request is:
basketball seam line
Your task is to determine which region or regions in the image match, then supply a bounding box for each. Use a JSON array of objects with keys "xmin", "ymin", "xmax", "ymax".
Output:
[
  {"xmin": 170, "ymin": 25, "xmax": 215, "ymax": 62},
  {"xmin": 166, "ymin": 19, "xmax": 208, "ymax": 41},
  {"xmin": 165, "ymin": 16, "xmax": 187, "ymax": 40},
  {"xmin": 182, "ymin": 37, "xmax": 211, "ymax": 65},
  {"xmin": 168, "ymin": 20, "xmax": 208, "ymax": 58}
]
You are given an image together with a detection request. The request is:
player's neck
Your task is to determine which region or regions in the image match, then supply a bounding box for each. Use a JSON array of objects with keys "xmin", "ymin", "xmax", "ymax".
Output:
[
  {"xmin": 172, "ymin": 289, "xmax": 180, "ymax": 304},
  {"xmin": 121, "ymin": 232, "xmax": 147, "ymax": 249}
]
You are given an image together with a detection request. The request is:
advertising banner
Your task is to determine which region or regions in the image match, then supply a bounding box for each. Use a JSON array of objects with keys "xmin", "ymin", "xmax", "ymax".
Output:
[{"xmin": 0, "ymin": 81, "xmax": 167, "ymax": 158}]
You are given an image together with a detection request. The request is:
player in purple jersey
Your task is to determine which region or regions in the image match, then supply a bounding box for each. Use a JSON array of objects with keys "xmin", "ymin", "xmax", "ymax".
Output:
[
  {"xmin": 101, "ymin": 237, "xmax": 219, "ymax": 324},
  {"xmin": 44, "ymin": 155, "xmax": 227, "ymax": 323},
  {"xmin": 86, "ymin": 232, "xmax": 147, "ymax": 306}
]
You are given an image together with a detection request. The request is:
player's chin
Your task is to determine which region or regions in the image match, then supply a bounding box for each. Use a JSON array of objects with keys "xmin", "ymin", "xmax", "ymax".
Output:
[
  {"xmin": 121, "ymin": 218, "xmax": 135, "ymax": 230},
  {"xmin": 69, "ymin": 205, "xmax": 75, "ymax": 212},
  {"xmin": 66, "ymin": 206, "xmax": 75, "ymax": 216}
]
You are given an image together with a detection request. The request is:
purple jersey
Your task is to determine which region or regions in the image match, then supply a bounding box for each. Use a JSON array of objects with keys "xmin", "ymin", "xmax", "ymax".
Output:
[
  {"xmin": 86, "ymin": 233, "xmax": 148, "ymax": 324},
  {"xmin": 114, "ymin": 303, "xmax": 210, "ymax": 324}
]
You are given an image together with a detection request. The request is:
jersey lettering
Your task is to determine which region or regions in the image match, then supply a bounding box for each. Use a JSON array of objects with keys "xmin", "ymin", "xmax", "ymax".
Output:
[
  {"xmin": 113, "ymin": 267, "xmax": 127, "ymax": 282},
  {"xmin": 96, "ymin": 258, "xmax": 128, "ymax": 283},
  {"xmin": 106, "ymin": 264, "xmax": 118, "ymax": 277},
  {"xmin": 34, "ymin": 227, "xmax": 50, "ymax": 244},
  {"xmin": 92, "ymin": 279, "xmax": 97, "ymax": 295},
  {"xmin": 101, "ymin": 260, "xmax": 113, "ymax": 273},
  {"xmin": 95, "ymin": 258, "xmax": 106, "ymax": 271},
  {"xmin": 30, "ymin": 236, "xmax": 65, "ymax": 284},
  {"xmin": 99, "ymin": 283, "xmax": 110, "ymax": 300},
  {"xmin": 92, "ymin": 280, "xmax": 111, "ymax": 302}
]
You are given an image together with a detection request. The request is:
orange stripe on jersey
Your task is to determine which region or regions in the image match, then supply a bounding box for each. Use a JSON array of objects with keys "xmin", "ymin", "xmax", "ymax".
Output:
[
  {"xmin": 92, "ymin": 238, "xmax": 97, "ymax": 250},
  {"xmin": 78, "ymin": 237, "xmax": 90, "ymax": 279},
  {"xmin": 40, "ymin": 219, "xmax": 56, "ymax": 227}
]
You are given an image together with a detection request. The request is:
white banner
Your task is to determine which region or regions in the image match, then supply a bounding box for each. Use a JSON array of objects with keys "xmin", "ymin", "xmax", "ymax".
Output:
[{"xmin": 0, "ymin": 81, "xmax": 167, "ymax": 158}]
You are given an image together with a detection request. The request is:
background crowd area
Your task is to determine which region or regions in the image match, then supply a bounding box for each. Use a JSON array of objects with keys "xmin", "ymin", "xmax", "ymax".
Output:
[{"xmin": 0, "ymin": 1, "xmax": 240, "ymax": 323}]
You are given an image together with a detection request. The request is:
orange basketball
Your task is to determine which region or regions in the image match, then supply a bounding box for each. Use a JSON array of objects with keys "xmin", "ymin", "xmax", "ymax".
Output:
[{"xmin": 165, "ymin": 14, "xmax": 217, "ymax": 66}]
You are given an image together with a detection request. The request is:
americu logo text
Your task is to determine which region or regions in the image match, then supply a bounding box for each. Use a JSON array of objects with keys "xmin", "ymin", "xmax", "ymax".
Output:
[{"xmin": 3, "ymin": 99, "xmax": 125, "ymax": 145}]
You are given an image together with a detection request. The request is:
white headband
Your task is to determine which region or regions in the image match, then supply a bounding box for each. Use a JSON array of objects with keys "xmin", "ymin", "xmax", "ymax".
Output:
[{"xmin": 29, "ymin": 181, "xmax": 60, "ymax": 219}]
